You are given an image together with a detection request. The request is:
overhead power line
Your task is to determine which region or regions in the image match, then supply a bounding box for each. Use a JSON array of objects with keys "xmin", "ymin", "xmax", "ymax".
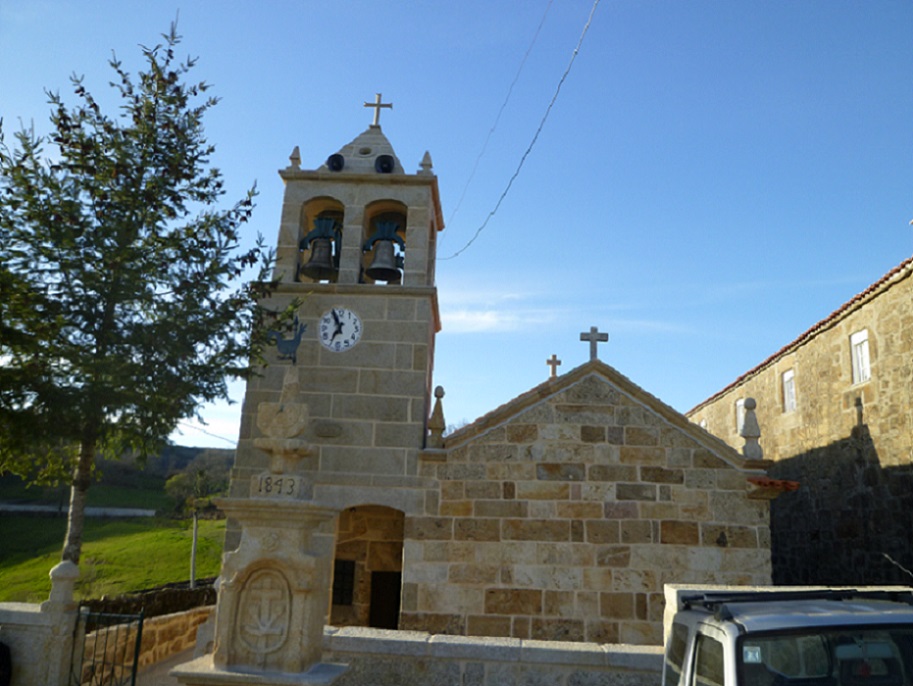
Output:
[
  {"xmin": 442, "ymin": 0, "xmax": 601, "ymax": 260},
  {"xmin": 445, "ymin": 0, "xmax": 554, "ymax": 231},
  {"xmin": 175, "ymin": 420, "xmax": 238, "ymax": 446}
]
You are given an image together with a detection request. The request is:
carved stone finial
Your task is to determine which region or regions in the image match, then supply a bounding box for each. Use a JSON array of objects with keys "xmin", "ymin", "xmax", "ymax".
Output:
[
  {"xmin": 254, "ymin": 366, "xmax": 312, "ymax": 477},
  {"xmin": 256, "ymin": 366, "xmax": 307, "ymax": 441},
  {"xmin": 427, "ymin": 385, "xmax": 446, "ymax": 448},
  {"xmin": 740, "ymin": 397, "xmax": 763, "ymax": 461},
  {"xmin": 419, "ymin": 151, "xmax": 433, "ymax": 175},
  {"xmin": 289, "ymin": 145, "xmax": 301, "ymax": 170},
  {"xmin": 41, "ymin": 560, "xmax": 80, "ymax": 612}
]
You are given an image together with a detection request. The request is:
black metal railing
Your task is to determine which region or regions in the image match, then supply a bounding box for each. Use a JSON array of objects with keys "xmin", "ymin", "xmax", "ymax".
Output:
[{"xmin": 69, "ymin": 607, "xmax": 144, "ymax": 686}]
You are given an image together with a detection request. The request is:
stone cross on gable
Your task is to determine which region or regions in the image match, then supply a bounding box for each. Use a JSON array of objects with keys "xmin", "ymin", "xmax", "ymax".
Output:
[
  {"xmin": 546, "ymin": 354, "xmax": 562, "ymax": 378},
  {"xmin": 580, "ymin": 326, "xmax": 608, "ymax": 361},
  {"xmin": 364, "ymin": 93, "xmax": 393, "ymax": 126}
]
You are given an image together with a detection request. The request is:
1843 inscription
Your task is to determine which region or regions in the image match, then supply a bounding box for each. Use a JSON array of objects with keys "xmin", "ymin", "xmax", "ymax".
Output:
[{"xmin": 251, "ymin": 473, "xmax": 304, "ymax": 499}]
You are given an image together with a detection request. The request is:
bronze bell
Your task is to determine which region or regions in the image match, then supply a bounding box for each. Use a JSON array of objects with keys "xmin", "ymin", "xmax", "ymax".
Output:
[
  {"xmin": 365, "ymin": 240, "xmax": 401, "ymax": 282},
  {"xmin": 300, "ymin": 238, "xmax": 337, "ymax": 281}
]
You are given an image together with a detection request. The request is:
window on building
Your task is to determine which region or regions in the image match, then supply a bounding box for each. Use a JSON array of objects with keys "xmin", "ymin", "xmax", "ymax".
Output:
[
  {"xmin": 850, "ymin": 330, "xmax": 871, "ymax": 384},
  {"xmin": 782, "ymin": 369, "xmax": 797, "ymax": 413},
  {"xmin": 332, "ymin": 559, "xmax": 356, "ymax": 606},
  {"xmin": 735, "ymin": 398, "xmax": 746, "ymax": 433}
]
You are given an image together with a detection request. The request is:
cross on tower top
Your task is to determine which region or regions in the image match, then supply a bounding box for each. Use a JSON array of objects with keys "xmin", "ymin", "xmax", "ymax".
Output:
[
  {"xmin": 364, "ymin": 93, "xmax": 393, "ymax": 127},
  {"xmin": 579, "ymin": 326, "xmax": 608, "ymax": 361}
]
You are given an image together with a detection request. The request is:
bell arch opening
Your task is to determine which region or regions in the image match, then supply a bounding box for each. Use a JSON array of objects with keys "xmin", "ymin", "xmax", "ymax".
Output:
[
  {"xmin": 328, "ymin": 504, "xmax": 404, "ymax": 630},
  {"xmin": 361, "ymin": 200, "xmax": 407, "ymax": 285},
  {"xmin": 298, "ymin": 197, "xmax": 344, "ymax": 283}
]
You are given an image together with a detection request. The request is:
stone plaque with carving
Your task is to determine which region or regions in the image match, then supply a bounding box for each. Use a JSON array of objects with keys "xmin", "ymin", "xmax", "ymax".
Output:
[{"xmin": 235, "ymin": 568, "xmax": 291, "ymax": 658}]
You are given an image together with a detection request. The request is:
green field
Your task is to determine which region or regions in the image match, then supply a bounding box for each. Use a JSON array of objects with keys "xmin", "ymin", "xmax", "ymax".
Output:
[
  {"xmin": 0, "ymin": 475, "xmax": 171, "ymax": 512},
  {"xmin": 0, "ymin": 515, "xmax": 225, "ymax": 603}
]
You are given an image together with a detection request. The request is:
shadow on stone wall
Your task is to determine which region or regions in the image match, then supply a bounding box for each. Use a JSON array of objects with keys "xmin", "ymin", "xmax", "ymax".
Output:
[{"xmin": 768, "ymin": 423, "xmax": 913, "ymax": 585}]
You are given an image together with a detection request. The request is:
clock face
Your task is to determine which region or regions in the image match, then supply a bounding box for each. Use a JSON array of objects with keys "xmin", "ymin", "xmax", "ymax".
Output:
[{"xmin": 319, "ymin": 308, "xmax": 362, "ymax": 352}]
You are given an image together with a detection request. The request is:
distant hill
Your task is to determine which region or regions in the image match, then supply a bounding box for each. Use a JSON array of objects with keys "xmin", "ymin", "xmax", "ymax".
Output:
[{"xmin": 0, "ymin": 445, "xmax": 235, "ymax": 508}]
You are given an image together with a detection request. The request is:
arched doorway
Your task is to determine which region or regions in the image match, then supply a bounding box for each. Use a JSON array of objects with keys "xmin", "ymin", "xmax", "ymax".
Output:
[{"xmin": 329, "ymin": 505, "xmax": 404, "ymax": 629}]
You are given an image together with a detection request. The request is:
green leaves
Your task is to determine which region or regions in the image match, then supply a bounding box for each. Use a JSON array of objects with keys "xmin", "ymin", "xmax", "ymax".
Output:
[{"xmin": 0, "ymin": 25, "xmax": 272, "ymax": 483}]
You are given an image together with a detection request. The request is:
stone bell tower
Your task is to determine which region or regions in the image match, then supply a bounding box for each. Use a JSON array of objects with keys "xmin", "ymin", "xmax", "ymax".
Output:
[
  {"xmin": 226, "ymin": 96, "xmax": 445, "ymax": 546},
  {"xmin": 177, "ymin": 99, "xmax": 445, "ymax": 681}
]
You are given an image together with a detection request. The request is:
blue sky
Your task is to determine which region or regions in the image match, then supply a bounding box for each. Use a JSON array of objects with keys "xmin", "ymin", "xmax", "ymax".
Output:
[{"xmin": 2, "ymin": 1, "xmax": 911, "ymax": 448}]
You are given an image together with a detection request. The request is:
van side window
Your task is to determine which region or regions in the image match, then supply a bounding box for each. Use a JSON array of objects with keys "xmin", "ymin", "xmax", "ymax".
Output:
[
  {"xmin": 694, "ymin": 634, "xmax": 725, "ymax": 686},
  {"xmin": 664, "ymin": 623, "xmax": 690, "ymax": 686}
]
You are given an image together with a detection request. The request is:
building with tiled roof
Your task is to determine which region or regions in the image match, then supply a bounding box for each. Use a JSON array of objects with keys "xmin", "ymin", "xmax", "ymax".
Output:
[{"xmin": 687, "ymin": 255, "xmax": 913, "ymax": 586}]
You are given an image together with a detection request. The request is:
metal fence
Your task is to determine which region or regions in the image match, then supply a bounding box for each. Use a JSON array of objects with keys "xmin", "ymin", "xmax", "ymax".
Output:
[{"xmin": 69, "ymin": 607, "xmax": 144, "ymax": 686}]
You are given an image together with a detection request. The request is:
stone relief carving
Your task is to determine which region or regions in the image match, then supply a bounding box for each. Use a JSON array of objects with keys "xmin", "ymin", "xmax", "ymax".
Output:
[{"xmin": 235, "ymin": 568, "xmax": 291, "ymax": 659}]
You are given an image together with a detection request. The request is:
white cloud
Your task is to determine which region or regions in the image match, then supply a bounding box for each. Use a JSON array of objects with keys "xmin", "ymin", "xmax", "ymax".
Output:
[{"xmin": 443, "ymin": 308, "xmax": 526, "ymax": 333}]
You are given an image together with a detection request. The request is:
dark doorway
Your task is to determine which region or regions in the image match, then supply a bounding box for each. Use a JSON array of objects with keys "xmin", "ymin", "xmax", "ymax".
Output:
[{"xmin": 369, "ymin": 571, "xmax": 401, "ymax": 629}]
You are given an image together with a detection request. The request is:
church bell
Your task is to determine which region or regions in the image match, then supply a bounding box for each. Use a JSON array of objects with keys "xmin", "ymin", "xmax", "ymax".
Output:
[
  {"xmin": 300, "ymin": 238, "xmax": 336, "ymax": 281},
  {"xmin": 299, "ymin": 216, "xmax": 340, "ymax": 282},
  {"xmin": 365, "ymin": 239, "xmax": 401, "ymax": 282}
]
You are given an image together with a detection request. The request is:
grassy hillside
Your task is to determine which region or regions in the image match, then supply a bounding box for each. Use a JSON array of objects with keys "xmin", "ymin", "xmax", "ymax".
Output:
[
  {"xmin": 0, "ymin": 445, "xmax": 234, "ymax": 603},
  {"xmin": 0, "ymin": 515, "xmax": 225, "ymax": 603}
]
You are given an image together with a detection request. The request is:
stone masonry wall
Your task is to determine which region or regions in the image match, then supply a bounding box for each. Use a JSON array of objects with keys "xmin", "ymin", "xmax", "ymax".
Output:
[
  {"xmin": 688, "ymin": 266, "xmax": 913, "ymax": 468},
  {"xmin": 324, "ymin": 626, "xmax": 663, "ymax": 686},
  {"xmin": 687, "ymin": 266, "xmax": 913, "ymax": 585},
  {"xmin": 406, "ymin": 373, "xmax": 771, "ymax": 646},
  {"xmin": 226, "ymin": 284, "xmax": 437, "ymax": 551}
]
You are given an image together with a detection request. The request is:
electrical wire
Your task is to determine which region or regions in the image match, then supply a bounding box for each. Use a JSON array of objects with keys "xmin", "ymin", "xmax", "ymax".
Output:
[
  {"xmin": 444, "ymin": 0, "xmax": 554, "ymax": 232},
  {"xmin": 441, "ymin": 0, "xmax": 601, "ymax": 260},
  {"xmin": 175, "ymin": 420, "xmax": 238, "ymax": 446}
]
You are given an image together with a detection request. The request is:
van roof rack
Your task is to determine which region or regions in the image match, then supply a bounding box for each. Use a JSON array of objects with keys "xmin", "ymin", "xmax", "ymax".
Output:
[{"xmin": 680, "ymin": 588, "xmax": 913, "ymax": 621}]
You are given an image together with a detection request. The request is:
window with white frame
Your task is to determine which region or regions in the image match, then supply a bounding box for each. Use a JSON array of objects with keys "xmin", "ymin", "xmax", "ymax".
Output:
[
  {"xmin": 850, "ymin": 330, "xmax": 871, "ymax": 384},
  {"xmin": 735, "ymin": 398, "xmax": 746, "ymax": 433},
  {"xmin": 782, "ymin": 369, "xmax": 797, "ymax": 413}
]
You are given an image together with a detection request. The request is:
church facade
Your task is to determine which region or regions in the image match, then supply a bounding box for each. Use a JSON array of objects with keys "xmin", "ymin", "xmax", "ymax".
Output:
[
  {"xmin": 687, "ymin": 256, "xmax": 913, "ymax": 585},
  {"xmin": 226, "ymin": 115, "xmax": 785, "ymax": 646}
]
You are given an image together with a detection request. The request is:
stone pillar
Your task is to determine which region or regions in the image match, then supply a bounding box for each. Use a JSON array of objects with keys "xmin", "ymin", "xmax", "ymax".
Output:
[
  {"xmin": 173, "ymin": 366, "xmax": 346, "ymax": 685},
  {"xmin": 0, "ymin": 561, "xmax": 80, "ymax": 686}
]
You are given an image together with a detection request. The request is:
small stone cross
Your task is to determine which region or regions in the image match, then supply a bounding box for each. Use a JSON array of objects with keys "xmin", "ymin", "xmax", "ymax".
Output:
[
  {"xmin": 580, "ymin": 326, "xmax": 608, "ymax": 361},
  {"xmin": 546, "ymin": 354, "xmax": 562, "ymax": 378},
  {"xmin": 364, "ymin": 93, "xmax": 393, "ymax": 126}
]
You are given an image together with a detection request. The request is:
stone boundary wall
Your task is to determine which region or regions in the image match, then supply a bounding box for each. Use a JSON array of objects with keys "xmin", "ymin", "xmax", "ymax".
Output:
[
  {"xmin": 0, "ymin": 602, "xmax": 76, "ymax": 686},
  {"xmin": 136, "ymin": 606, "xmax": 213, "ymax": 670},
  {"xmin": 323, "ymin": 626, "xmax": 664, "ymax": 686},
  {"xmin": 82, "ymin": 580, "xmax": 216, "ymax": 618}
]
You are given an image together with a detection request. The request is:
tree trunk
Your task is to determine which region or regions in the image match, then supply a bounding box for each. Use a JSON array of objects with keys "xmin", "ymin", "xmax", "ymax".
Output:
[{"xmin": 61, "ymin": 436, "xmax": 96, "ymax": 564}]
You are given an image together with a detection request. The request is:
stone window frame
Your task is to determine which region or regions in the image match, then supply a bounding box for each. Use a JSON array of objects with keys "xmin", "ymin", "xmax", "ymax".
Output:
[
  {"xmin": 782, "ymin": 368, "xmax": 797, "ymax": 413},
  {"xmin": 850, "ymin": 329, "xmax": 871, "ymax": 385}
]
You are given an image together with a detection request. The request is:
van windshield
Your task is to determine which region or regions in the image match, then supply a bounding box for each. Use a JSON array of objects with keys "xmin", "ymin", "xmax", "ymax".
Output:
[{"xmin": 739, "ymin": 628, "xmax": 913, "ymax": 686}]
